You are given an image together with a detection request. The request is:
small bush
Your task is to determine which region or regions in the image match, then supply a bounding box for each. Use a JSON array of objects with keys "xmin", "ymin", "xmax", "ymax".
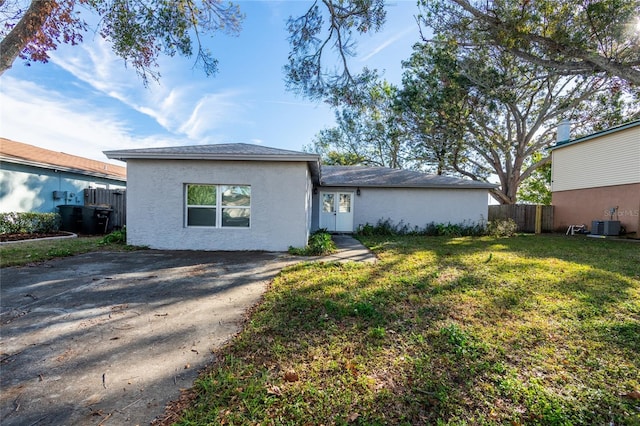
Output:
[
  {"xmin": 357, "ymin": 218, "xmax": 487, "ymax": 237},
  {"xmin": 486, "ymin": 219, "xmax": 518, "ymax": 237},
  {"xmin": 288, "ymin": 229, "xmax": 337, "ymax": 256},
  {"xmin": 100, "ymin": 227, "xmax": 127, "ymax": 245},
  {"xmin": 0, "ymin": 212, "xmax": 61, "ymax": 234},
  {"xmin": 356, "ymin": 218, "xmax": 420, "ymax": 236}
]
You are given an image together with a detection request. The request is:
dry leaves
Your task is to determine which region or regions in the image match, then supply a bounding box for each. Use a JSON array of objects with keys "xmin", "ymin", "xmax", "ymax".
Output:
[
  {"xmin": 284, "ymin": 370, "xmax": 299, "ymax": 382},
  {"xmin": 624, "ymin": 390, "xmax": 640, "ymax": 400}
]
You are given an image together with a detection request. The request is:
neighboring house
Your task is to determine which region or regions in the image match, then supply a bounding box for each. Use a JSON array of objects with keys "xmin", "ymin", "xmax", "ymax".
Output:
[
  {"xmin": 550, "ymin": 120, "xmax": 640, "ymax": 237},
  {"xmin": 105, "ymin": 143, "xmax": 494, "ymax": 251},
  {"xmin": 1, "ymin": 138, "xmax": 127, "ymax": 213}
]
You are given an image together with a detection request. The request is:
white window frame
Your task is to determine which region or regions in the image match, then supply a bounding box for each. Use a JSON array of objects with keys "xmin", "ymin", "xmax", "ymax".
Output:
[{"xmin": 184, "ymin": 184, "xmax": 251, "ymax": 229}]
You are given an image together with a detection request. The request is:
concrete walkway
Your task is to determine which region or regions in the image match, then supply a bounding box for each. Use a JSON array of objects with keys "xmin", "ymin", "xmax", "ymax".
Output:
[{"xmin": 322, "ymin": 234, "xmax": 377, "ymax": 263}]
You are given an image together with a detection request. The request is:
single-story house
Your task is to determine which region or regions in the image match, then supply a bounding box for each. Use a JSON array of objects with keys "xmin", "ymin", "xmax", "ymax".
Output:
[
  {"xmin": 1, "ymin": 138, "xmax": 127, "ymax": 213},
  {"xmin": 104, "ymin": 143, "xmax": 495, "ymax": 251},
  {"xmin": 550, "ymin": 119, "xmax": 640, "ymax": 237}
]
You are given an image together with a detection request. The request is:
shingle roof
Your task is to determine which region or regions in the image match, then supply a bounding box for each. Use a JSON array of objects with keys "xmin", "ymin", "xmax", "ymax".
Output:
[
  {"xmin": 104, "ymin": 143, "xmax": 320, "ymax": 161},
  {"xmin": 102, "ymin": 142, "xmax": 494, "ymax": 189},
  {"xmin": 1, "ymin": 138, "xmax": 126, "ymax": 181},
  {"xmin": 320, "ymin": 165, "xmax": 496, "ymax": 189}
]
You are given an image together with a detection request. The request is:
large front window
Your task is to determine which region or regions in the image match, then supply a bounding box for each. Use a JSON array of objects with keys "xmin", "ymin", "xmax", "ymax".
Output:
[{"xmin": 186, "ymin": 184, "xmax": 250, "ymax": 228}]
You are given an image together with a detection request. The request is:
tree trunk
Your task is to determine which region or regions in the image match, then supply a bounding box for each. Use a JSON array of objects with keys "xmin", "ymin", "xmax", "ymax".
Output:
[{"xmin": 0, "ymin": 0, "xmax": 55, "ymax": 75}]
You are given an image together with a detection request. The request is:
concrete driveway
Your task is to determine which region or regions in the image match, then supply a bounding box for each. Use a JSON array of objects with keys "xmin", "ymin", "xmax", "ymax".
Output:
[{"xmin": 0, "ymin": 250, "xmax": 293, "ymax": 425}]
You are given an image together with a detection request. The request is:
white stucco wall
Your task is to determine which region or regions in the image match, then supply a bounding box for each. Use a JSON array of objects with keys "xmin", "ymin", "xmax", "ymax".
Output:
[
  {"xmin": 126, "ymin": 159, "xmax": 313, "ymax": 251},
  {"xmin": 312, "ymin": 186, "xmax": 489, "ymax": 231}
]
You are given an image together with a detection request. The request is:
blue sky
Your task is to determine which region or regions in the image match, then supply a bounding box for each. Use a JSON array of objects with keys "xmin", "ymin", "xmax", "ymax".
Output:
[{"xmin": 0, "ymin": 1, "xmax": 422, "ymax": 164}]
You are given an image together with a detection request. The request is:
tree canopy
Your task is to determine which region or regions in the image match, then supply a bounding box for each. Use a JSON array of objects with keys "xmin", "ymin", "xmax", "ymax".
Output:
[
  {"xmin": 420, "ymin": 0, "xmax": 640, "ymax": 86},
  {"xmin": 284, "ymin": 0, "xmax": 640, "ymax": 102},
  {"xmin": 0, "ymin": 0, "xmax": 244, "ymax": 83},
  {"xmin": 306, "ymin": 1, "xmax": 639, "ymax": 204}
]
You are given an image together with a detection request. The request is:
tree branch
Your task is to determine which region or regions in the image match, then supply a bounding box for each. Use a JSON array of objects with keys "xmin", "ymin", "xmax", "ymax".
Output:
[{"xmin": 0, "ymin": 0, "xmax": 56, "ymax": 74}]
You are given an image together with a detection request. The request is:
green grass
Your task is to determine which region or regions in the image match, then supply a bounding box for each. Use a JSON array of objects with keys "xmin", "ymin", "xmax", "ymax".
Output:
[
  {"xmin": 175, "ymin": 235, "xmax": 640, "ymax": 425},
  {"xmin": 0, "ymin": 236, "xmax": 144, "ymax": 267}
]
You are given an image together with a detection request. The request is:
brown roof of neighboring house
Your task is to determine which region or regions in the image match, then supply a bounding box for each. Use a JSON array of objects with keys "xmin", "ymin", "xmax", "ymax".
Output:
[{"xmin": 0, "ymin": 137, "xmax": 126, "ymax": 181}]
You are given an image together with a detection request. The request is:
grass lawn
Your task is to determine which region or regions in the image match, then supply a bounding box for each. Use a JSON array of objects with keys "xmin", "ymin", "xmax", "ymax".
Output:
[
  {"xmin": 174, "ymin": 235, "xmax": 639, "ymax": 425},
  {"xmin": 0, "ymin": 235, "xmax": 141, "ymax": 267}
]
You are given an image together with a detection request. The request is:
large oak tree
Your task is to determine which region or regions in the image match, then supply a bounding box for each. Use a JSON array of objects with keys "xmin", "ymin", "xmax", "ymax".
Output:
[{"xmin": 422, "ymin": 0, "xmax": 640, "ymax": 86}]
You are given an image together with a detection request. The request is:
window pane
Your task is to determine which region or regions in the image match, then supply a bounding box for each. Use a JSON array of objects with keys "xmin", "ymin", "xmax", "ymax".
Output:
[
  {"xmin": 322, "ymin": 194, "xmax": 335, "ymax": 212},
  {"xmin": 339, "ymin": 194, "xmax": 351, "ymax": 213},
  {"xmin": 188, "ymin": 185, "xmax": 216, "ymax": 206},
  {"xmin": 222, "ymin": 208, "xmax": 250, "ymax": 227},
  {"xmin": 187, "ymin": 207, "xmax": 216, "ymax": 226},
  {"xmin": 222, "ymin": 186, "xmax": 250, "ymax": 206}
]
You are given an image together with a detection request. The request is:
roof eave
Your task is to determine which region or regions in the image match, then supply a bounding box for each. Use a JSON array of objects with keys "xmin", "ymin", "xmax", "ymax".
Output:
[
  {"xmin": 319, "ymin": 182, "xmax": 497, "ymax": 189},
  {"xmin": 103, "ymin": 151, "xmax": 321, "ymax": 163},
  {"xmin": 1, "ymin": 155, "xmax": 127, "ymax": 182}
]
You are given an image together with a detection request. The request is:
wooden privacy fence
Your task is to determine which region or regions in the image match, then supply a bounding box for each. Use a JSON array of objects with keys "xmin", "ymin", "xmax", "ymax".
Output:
[
  {"xmin": 83, "ymin": 188, "xmax": 126, "ymax": 229},
  {"xmin": 488, "ymin": 204, "xmax": 554, "ymax": 233}
]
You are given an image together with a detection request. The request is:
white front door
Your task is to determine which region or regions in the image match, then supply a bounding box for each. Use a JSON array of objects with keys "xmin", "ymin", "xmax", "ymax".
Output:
[{"xmin": 319, "ymin": 192, "xmax": 354, "ymax": 232}]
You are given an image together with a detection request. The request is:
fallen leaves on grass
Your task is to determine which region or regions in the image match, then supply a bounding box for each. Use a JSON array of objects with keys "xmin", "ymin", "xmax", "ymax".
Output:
[{"xmin": 284, "ymin": 370, "xmax": 299, "ymax": 382}]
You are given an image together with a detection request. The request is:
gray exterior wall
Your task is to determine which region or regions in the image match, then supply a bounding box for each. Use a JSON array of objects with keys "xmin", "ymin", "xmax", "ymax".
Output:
[
  {"xmin": 126, "ymin": 159, "xmax": 313, "ymax": 251},
  {"xmin": 1, "ymin": 162, "xmax": 125, "ymax": 213},
  {"xmin": 312, "ymin": 186, "xmax": 489, "ymax": 231}
]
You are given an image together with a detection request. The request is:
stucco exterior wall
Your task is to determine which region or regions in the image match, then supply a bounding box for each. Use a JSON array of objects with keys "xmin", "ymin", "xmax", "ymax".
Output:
[
  {"xmin": 551, "ymin": 125, "xmax": 640, "ymax": 192},
  {"xmin": 0, "ymin": 162, "xmax": 126, "ymax": 213},
  {"xmin": 552, "ymin": 183, "xmax": 640, "ymax": 235},
  {"xmin": 125, "ymin": 159, "xmax": 312, "ymax": 251},
  {"xmin": 311, "ymin": 186, "xmax": 489, "ymax": 231}
]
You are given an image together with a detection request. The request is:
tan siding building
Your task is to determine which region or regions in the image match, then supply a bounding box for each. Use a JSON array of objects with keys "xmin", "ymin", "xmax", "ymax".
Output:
[{"xmin": 551, "ymin": 120, "xmax": 640, "ymax": 236}]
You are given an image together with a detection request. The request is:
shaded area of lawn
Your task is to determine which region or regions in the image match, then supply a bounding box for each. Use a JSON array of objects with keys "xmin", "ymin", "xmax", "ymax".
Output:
[
  {"xmin": 175, "ymin": 235, "xmax": 639, "ymax": 425},
  {"xmin": 0, "ymin": 236, "xmax": 144, "ymax": 268}
]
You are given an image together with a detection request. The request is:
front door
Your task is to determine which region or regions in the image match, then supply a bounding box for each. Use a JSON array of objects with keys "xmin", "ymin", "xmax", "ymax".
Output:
[{"xmin": 319, "ymin": 192, "xmax": 354, "ymax": 232}]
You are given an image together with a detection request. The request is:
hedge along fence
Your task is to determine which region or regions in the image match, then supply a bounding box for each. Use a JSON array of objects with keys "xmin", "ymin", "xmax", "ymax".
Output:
[{"xmin": 0, "ymin": 212, "xmax": 61, "ymax": 234}]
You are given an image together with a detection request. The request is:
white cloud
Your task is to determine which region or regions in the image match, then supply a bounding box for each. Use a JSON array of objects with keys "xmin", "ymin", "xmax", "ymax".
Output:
[
  {"xmin": 49, "ymin": 38, "xmax": 250, "ymax": 143},
  {"xmin": 178, "ymin": 90, "xmax": 249, "ymax": 139},
  {"xmin": 360, "ymin": 27, "xmax": 415, "ymax": 62},
  {"xmin": 0, "ymin": 76, "xmax": 180, "ymax": 162}
]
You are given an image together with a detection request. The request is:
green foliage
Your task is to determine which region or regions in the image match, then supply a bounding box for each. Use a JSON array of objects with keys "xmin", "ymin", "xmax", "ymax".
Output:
[
  {"xmin": 285, "ymin": 0, "xmax": 386, "ymax": 102},
  {"xmin": 309, "ymin": 80, "xmax": 412, "ymax": 169},
  {"xmin": 420, "ymin": 0, "xmax": 640, "ymax": 86},
  {"xmin": 100, "ymin": 227, "xmax": 127, "ymax": 245},
  {"xmin": 288, "ymin": 229, "xmax": 337, "ymax": 256},
  {"xmin": 518, "ymin": 153, "xmax": 552, "ymax": 205},
  {"xmin": 0, "ymin": 212, "xmax": 60, "ymax": 234},
  {"xmin": 357, "ymin": 218, "xmax": 487, "ymax": 237},
  {"xmin": 187, "ymin": 184, "xmax": 216, "ymax": 205},
  {"xmin": 2, "ymin": 0, "xmax": 244, "ymax": 83},
  {"xmin": 486, "ymin": 219, "xmax": 519, "ymax": 237},
  {"xmin": 325, "ymin": 150, "xmax": 367, "ymax": 166},
  {"xmin": 302, "ymin": 0, "xmax": 639, "ymax": 204}
]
